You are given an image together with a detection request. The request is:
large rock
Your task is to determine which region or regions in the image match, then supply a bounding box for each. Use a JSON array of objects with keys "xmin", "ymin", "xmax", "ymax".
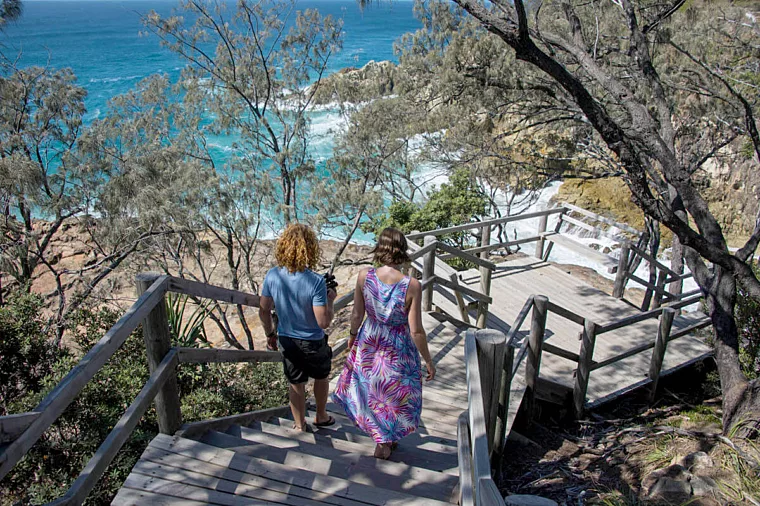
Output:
[
  {"xmin": 312, "ymin": 60, "xmax": 400, "ymax": 104},
  {"xmin": 503, "ymin": 495, "xmax": 559, "ymax": 506},
  {"xmin": 642, "ymin": 461, "xmax": 718, "ymax": 504}
]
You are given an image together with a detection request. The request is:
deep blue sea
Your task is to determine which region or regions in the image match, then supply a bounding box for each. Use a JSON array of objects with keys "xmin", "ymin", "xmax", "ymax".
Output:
[
  {"xmin": 1, "ymin": 1, "xmax": 420, "ymax": 239},
  {"xmin": 3, "ymin": 1, "xmax": 419, "ymax": 122}
]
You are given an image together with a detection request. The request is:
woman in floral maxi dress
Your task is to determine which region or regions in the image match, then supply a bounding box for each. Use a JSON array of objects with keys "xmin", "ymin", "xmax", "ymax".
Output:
[{"xmin": 333, "ymin": 228, "xmax": 436, "ymax": 459}]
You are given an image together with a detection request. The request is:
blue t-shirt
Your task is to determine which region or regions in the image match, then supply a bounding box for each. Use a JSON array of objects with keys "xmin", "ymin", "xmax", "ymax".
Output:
[{"xmin": 261, "ymin": 267, "xmax": 327, "ymax": 340}]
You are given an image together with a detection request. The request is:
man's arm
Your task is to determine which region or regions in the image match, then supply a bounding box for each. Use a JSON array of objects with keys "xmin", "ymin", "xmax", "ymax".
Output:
[
  {"xmin": 259, "ymin": 295, "xmax": 277, "ymax": 350},
  {"xmin": 313, "ymin": 288, "xmax": 337, "ymax": 329}
]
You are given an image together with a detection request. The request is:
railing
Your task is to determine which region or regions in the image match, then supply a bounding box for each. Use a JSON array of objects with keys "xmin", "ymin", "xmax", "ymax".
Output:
[
  {"xmin": 0, "ymin": 273, "xmax": 355, "ymax": 505},
  {"xmin": 459, "ymin": 290, "xmax": 712, "ymax": 504}
]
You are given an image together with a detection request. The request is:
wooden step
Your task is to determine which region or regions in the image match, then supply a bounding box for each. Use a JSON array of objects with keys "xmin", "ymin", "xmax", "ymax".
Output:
[
  {"xmin": 198, "ymin": 430, "xmax": 459, "ymax": 501},
  {"xmin": 142, "ymin": 434, "xmax": 453, "ymax": 505},
  {"xmin": 249, "ymin": 420, "xmax": 460, "ymax": 470},
  {"xmin": 267, "ymin": 416, "xmax": 459, "ymax": 453},
  {"xmin": 322, "ymin": 404, "xmax": 458, "ymax": 440},
  {"xmin": 230, "ymin": 424, "xmax": 458, "ymax": 473}
]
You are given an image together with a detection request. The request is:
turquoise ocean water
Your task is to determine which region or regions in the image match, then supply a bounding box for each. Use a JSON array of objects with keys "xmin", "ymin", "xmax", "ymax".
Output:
[{"xmin": 2, "ymin": 1, "xmax": 420, "ymax": 239}]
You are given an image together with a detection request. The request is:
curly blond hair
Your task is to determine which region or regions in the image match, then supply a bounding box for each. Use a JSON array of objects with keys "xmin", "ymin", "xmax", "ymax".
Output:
[{"xmin": 275, "ymin": 223, "xmax": 321, "ymax": 273}]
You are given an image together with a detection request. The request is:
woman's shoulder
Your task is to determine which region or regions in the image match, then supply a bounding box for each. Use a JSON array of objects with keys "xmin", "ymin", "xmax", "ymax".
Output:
[{"xmin": 406, "ymin": 276, "xmax": 420, "ymax": 292}]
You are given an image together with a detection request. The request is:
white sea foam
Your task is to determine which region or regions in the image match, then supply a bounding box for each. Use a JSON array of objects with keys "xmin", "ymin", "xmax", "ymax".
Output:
[{"xmin": 89, "ymin": 74, "xmax": 143, "ymax": 84}]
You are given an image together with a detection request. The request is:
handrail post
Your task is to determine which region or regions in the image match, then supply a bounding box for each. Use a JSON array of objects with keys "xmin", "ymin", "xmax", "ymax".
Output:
[
  {"xmin": 136, "ymin": 273, "xmax": 182, "ymax": 435},
  {"xmin": 525, "ymin": 295, "xmax": 547, "ymax": 422},
  {"xmin": 476, "ymin": 225, "xmax": 492, "ymax": 329},
  {"xmin": 492, "ymin": 343, "xmax": 514, "ymax": 469},
  {"xmin": 473, "ymin": 329, "xmax": 507, "ymax": 462},
  {"xmin": 422, "ymin": 236, "xmax": 436, "ymax": 311},
  {"xmin": 648, "ymin": 308, "xmax": 676, "ymax": 402},
  {"xmin": 573, "ymin": 319, "xmax": 598, "ymax": 419},
  {"xmin": 651, "ymin": 269, "xmax": 668, "ymax": 309},
  {"xmin": 535, "ymin": 214, "xmax": 548, "ymax": 259},
  {"xmin": 612, "ymin": 242, "xmax": 630, "ymax": 299}
]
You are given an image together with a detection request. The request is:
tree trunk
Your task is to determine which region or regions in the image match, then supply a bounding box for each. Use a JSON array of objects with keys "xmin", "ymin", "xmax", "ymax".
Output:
[{"xmin": 706, "ymin": 267, "xmax": 759, "ymax": 436}]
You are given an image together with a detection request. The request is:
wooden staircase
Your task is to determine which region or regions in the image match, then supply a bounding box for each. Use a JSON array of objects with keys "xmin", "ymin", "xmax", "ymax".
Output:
[{"xmin": 114, "ymin": 314, "xmax": 469, "ymax": 506}]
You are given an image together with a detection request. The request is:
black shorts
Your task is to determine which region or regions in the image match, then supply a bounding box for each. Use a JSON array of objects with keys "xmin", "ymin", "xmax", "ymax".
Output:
[{"xmin": 279, "ymin": 335, "xmax": 332, "ymax": 384}]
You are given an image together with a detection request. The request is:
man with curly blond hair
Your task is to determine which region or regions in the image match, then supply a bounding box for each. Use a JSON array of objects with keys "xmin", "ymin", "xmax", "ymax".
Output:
[{"xmin": 259, "ymin": 223, "xmax": 337, "ymax": 431}]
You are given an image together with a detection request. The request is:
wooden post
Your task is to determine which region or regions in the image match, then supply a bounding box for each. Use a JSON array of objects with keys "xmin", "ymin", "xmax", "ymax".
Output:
[
  {"xmin": 422, "ymin": 235, "xmax": 436, "ymax": 312},
  {"xmin": 542, "ymin": 212, "xmax": 564, "ymax": 262},
  {"xmin": 136, "ymin": 273, "xmax": 182, "ymax": 435},
  {"xmin": 474, "ymin": 329, "xmax": 506, "ymax": 460},
  {"xmin": 648, "ymin": 308, "xmax": 676, "ymax": 402},
  {"xmin": 476, "ymin": 225, "xmax": 492, "ymax": 329},
  {"xmin": 651, "ymin": 269, "xmax": 668, "ymax": 309},
  {"xmin": 524, "ymin": 295, "xmax": 547, "ymax": 421},
  {"xmin": 492, "ymin": 343, "xmax": 515, "ymax": 468},
  {"xmin": 573, "ymin": 319, "xmax": 597, "ymax": 419},
  {"xmin": 612, "ymin": 243, "xmax": 630, "ymax": 299},
  {"xmin": 535, "ymin": 214, "xmax": 548, "ymax": 259}
]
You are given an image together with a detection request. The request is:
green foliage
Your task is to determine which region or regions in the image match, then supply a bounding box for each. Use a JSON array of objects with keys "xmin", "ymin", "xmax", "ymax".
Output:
[
  {"xmin": 0, "ymin": 292, "xmax": 68, "ymax": 416},
  {"xmin": 365, "ymin": 168, "xmax": 489, "ymax": 249},
  {"xmin": 166, "ymin": 292, "xmax": 210, "ymax": 348},
  {"xmin": 735, "ymin": 263, "xmax": 760, "ymax": 379},
  {"xmin": 1, "ymin": 299, "xmax": 288, "ymax": 505}
]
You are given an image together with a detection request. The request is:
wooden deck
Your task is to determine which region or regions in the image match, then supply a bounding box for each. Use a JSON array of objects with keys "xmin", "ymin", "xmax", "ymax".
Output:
[
  {"xmin": 114, "ymin": 254, "xmax": 712, "ymax": 505},
  {"xmin": 432, "ymin": 254, "xmax": 712, "ymax": 408},
  {"xmin": 113, "ymin": 313, "xmax": 469, "ymax": 505}
]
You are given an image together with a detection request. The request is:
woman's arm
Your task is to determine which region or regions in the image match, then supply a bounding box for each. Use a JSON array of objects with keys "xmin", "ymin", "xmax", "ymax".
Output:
[
  {"xmin": 407, "ymin": 279, "xmax": 435, "ymax": 380},
  {"xmin": 347, "ymin": 269, "xmax": 368, "ymax": 348}
]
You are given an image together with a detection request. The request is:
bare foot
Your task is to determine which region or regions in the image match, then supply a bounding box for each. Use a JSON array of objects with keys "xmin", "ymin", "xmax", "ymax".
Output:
[
  {"xmin": 374, "ymin": 443, "xmax": 392, "ymax": 459},
  {"xmin": 292, "ymin": 423, "xmax": 308, "ymax": 432}
]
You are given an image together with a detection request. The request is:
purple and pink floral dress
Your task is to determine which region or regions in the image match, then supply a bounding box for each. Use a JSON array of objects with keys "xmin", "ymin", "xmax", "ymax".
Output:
[{"xmin": 333, "ymin": 268, "xmax": 422, "ymax": 444}]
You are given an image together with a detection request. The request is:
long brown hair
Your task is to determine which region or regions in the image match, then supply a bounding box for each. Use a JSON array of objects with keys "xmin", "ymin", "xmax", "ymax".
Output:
[{"xmin": 371, "ymin": 227, "xmax": 410, "ymax": 266}]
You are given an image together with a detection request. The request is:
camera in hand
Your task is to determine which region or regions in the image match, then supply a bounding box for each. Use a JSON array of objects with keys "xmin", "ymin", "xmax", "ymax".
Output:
[{"xmin": 323, "ymin": 272, "xmax": 338, "ymax": 291}]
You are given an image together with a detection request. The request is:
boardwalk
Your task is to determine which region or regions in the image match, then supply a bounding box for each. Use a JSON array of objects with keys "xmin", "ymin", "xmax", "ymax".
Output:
[
  {"xmin": 432, "ymin": 254, "xmax": 712, "ymax": 408},
  {"xmin": 113, "ymin": 313, "xmax": 469, "ymax": 505}
]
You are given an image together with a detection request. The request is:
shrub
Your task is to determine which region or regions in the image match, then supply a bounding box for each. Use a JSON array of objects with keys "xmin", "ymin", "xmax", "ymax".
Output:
[{"xmin": 1, "ymin": 300, "xmax": 289, "ymax": 505}]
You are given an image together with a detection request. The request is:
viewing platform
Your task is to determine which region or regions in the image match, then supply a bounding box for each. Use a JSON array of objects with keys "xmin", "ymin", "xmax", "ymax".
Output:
[{"xmin": 0, "ymin": 204, "xmax": 714, "ymax": 506}]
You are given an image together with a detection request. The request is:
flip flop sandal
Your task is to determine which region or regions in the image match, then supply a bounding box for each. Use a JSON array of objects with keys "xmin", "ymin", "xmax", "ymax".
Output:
[{"xmin": 314, "ymin": 415, "xmax": 336, "ymax": 427}]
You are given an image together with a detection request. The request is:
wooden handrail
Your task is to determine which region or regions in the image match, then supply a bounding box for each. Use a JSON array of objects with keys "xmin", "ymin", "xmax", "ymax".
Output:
[
  {"xmin": 407, "ymin": 240, "xmax": 437, "ymax": 261},
  {"xmin": 506, "ymin": 297, "xmax": 534, "ymax": 347},
  {"xmin": 433, "ymin": 274, "xmax": 493, "ymax": 303},
  {"xmin": 561, "ymin": 202, "xmax": 641, "ymax": 236},
  {"xmin": 546, "ymin": 300, "xmax": 586, "ymax": 325},
  {"xmin": 49, "ymin": 350, "xmax": 180, "ymax": 506},
  {"xmin": 168, "ymin": 276, "xmax": 259, "ymax": 307},
  {"xmin": 0, "ymin": 275, "xmax": 170, "ymax": 481},
  {"xmin": 0, "ymin": 412, "xmax": 40, "ymax": 445},
  {"xmin": 435, "ymin": 241, "xmax": 497, "ymax": 270},
  {"xmin": 460, "ymin": 236, "xmax": 543, "ymax": 256},
  {"xmin": 177, "ymin": 348, "xmax": 283, "ymax": 363},
  {"xmin": 597, "ymin": 295, "xmax": 703, "ymax": 334},
  {"xmin": 627, "ymin": 243, "xmax": 680, "ymax": 278},
  {"xmin": 457, "ymin": 411, "xmax": 475, "ymax": 506},
  {"xmin": 406, "ymin": 208, "xmax": 565, "ymax": 240}
]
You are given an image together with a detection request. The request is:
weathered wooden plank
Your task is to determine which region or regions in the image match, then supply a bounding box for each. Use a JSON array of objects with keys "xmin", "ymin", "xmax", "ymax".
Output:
[
  {"xmin": 464, "ymin": 330, "xmax": 494, "ymax": 491},
  {"xmin": 525, "ymin": 296, "xmax": 548, "ymax": 420},
  {"xmin": 149, "ymin": 434, "xmax": 453, "ymax": 506},
  {"xmin": 406, "ymin": 208, "xmax": 565, "ymax": 240},
  {"xmin": 177, "ymin": 348, "xmax": 282, "ymax": 364},
  {"xmin": 541, "ymin": 233, "xmax": 619, "ymax": 273},
  {"xmin": 168, "ymin": 276, "xmax": 259, "ymax": 308},
  {"xmin": 561, "ymin": 202, "xmax": 641, "ymax": 235},
  {"xmin": 457, "ymin": 412, "xmax": 474, "ymax": 506},
  {"xmin": 137, "ymin": 273, "xmax": 182, "ymax": 436},
  {"xmin": 123, "ymin": 472, "xmax": 280, "ymax": 505},
  {"xmin": 51, "ymin": 350, "xmax": 179, "ymax": 506},
  {"xmin": 423, "ymin": 236, "xmax": 437, "ymax": 311},
  {"xmin": 542, "ymin": 342, "xmax": 580, "ymax": 363},
  {"xmin": 597, "ymin": 296, "xmax": 703, "ymax": 334},
  {"xmin": 0, "ymin": 412, "xmax": 39, "ymax": 444},
  {"xmin": 112, "ymin": 487, "xmax": 210, "ymax": 506},
  {"xmin": 648, "ymin": 308, "xmax": 676, "ymax": 401},
  {"xmin": 136, "ymin": 447, "xmax": 369, "ymax": 506},
  {"xmin": 460, "ymin": 236, "xmax": 542, "ymax": 257},
  {"xmin": 546, "ymin": 300, "xmax": 586, "ymax": 325},
  {"xmin": 436, "ymin": 241, "xmax": 497, "ymax": 271},
  {"xmin": 408, "ymin": 240, "xmax": 438, "ymax": 261},
  {"xmin": 573, "ymin": 319, "xmax": 597, "ymax": 418},
  {"xmin": 334, "ymin": 293, "xmax": 354, "ymax": 312},
  {"xmin": 434, "ymin": 275, "xmax": 492, "ymax": 304},
  {"xmin": 176, "ymin": 405, "xmax": 295, "ymax": 439},
  {"xmin": 612, "ymin": 243, "xmax": 631, "ymax": 299},
  {"xmin": 0, "ymin": 275, "xmax": 169, "ymax": 481}
]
